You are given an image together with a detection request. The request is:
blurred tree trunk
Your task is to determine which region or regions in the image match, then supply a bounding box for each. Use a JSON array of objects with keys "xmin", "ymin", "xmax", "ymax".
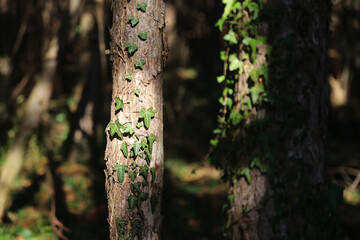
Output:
[
  {"xmin": 104, "ymin": 0, "xmax": 166, "ymax": 239},
  {"xmin": 0, "ymin": 38, "xmax": 58, "ymax": 222},
  {"xmin": 228, "ymin": 0, "xmax": 332, "ymax": 239}
]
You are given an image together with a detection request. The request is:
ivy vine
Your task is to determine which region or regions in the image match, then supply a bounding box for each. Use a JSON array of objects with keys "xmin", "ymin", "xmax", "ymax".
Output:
[{"xmin": 108, "ymin": 2, "xmax": 158, "ymax": 239}]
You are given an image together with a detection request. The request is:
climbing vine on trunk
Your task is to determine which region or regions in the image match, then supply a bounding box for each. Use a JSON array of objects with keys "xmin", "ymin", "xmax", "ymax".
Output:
[{"xmin": 105, "ymin": 0, "xmax": 166, "ymax": 239}]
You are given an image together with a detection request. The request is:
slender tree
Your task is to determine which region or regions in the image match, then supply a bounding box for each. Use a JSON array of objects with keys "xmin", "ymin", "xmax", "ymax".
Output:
[
  {"xmin": 104, "ymin": 0, "xmax": 166, "ymax": 239},
  {"xmin": 211, "ymin": 0, "xmax": 340, "ymax": 239}
]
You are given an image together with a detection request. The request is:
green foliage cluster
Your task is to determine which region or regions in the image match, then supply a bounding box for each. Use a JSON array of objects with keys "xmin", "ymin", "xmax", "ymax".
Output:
[
  {"xmin": 211, "ymin": 0, "xmax": 343, "ymax": 238},
  {"xmin": 108, "ymin": 3, "xmax": 158, "ymax": 239},
  {"xmin": 210, "ymin": 0, "xmax": 267, "ymax": 182}
]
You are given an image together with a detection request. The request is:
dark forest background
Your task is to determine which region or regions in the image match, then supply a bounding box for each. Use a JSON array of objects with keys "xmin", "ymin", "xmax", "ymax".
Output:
[{"xmin": 0, "ymin": 0, "xmax": 359, "ymax": 239}]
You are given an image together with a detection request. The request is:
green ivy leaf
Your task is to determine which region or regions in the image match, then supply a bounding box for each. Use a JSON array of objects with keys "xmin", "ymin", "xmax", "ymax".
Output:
[
  {"xmin": 139, "ymin": 153, "xmax": 144, "ymax": 158},
  {"xmin": 139, "ymin": 191, "xmax": 148, "ymax": 201},
  {"xmin": 124, "ymin": 43, "xmax": 138, "ymax": 55},
  {"xmin": 137, "ymin": 3, "xmax": 147, "ymax": 12},
  {"xmin": 137, "ymin": 210, "xmax": 144, "ymax": 222},
  {"xmin": 145, "ymin": 149, "xmax": 151, "ymax": 165},
  {"xmin": 113, "ymin": 164, "xmax": 129, "ymax": 183},
  {"xmin": 109, "ymin": 120, "xmax": 124, "ymax": 139},
  {"xmin": 124, "ymin": 123, "xmax": 135, "ymax": 135},
  {"xmin": 224, "ymin": 30, "xmax": 238, "ymax": 44},
  {"xmin": 129, "ymin": 171, "xmax": 137, "ymax": 182},
  {"xmin": 121, "ymin": 142, "xmax": 128, "ymax": 158},
  {"xmin": 150, "ymin": 167, "xmax": 156, "ymax": 186},
  {"xmin": 139, "ymin": 165, "xmax": 149, "ymax": 179},
  {"xmin": 140, "ymin": 139, "xmax": 148, "ymax": 149},
  {"xmin": 217, "ymin": 75, "xmax": 225, "ymax": 83},
  {"xmin": 125, "ymin": 73, "xmax": 132, "ymax": 81},
  {"xmin": 229, "ymin": 54, "xmax": 243, "ymax": 72},
  {"xmin": 147, "ymin": 133, "xmax": 156, "ymax": 153},
  {"xmin": 115, "ymin": 97, "xmax": 124, "ymax": 111},
  {"xmin": 138, "ymin": 31, "xmax": 147, "ymax": 41},
  {"xmin": 229, "ymin": 109, "xmax": 242, "ymax": 125},
  {"xmin": 128, "ymin": 195, "xmax": 137, "ymax": 210},
  {"xmin": 238, "ymin": 167, "xmax": 251, "ymax": 184},
  {"xmin": 131, "ymin": 162, "xmax": 138, "ymax": 170},
  {"xmin": 249, "ymin": 83, "xmax": 264, "ymax": 104},
  {"xmin": 128, "ymin": 16, "xmax": 139, "ymax": 27},
  {"xmin": 132, "ymin": 143, "xmax": 141, "ymax": 157},
  {"xmin": 150, "ymin": 196, "xmax": 157, "ymax": 213},
  {"xmin": 139, "ymin": 107, "xmax": 155, "ymax": 129},
  {"xmin": 130, "ymin": 182, "xmax": 142, "ymax": 195},
  {"xmin": 228, "ymin": 194, "xmax": 235, "ymax": 207},
  {"xmin": 141, "ymin": 179, "xmax": 148, "ymax": 187},
  {"xmin": 134, "ymin": 59, "xmax": 146, "ymax": 70},
  {"xmin": 135, "ymin": 89, "xmax": 140, "ymax": 97},
  {"xmin": 136, "ymin": 122, "xmax": 143, "ymax": 129},
  {"xmin": 210, "ymin": 139, "xmax": 219, "ymax": 147},
  {"xmin": 116, "ymin": 218, "xmax": 127, "ymax": 236}
]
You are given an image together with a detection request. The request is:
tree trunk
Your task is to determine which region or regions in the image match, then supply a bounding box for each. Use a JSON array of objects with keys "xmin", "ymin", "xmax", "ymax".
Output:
[
  {"xmin": 224, "ymin": 0, "xmax": 333, "ymax": 239},
  {"xmin": 105, "ymin": 0, "xmax": 166, "ymax": 239}
]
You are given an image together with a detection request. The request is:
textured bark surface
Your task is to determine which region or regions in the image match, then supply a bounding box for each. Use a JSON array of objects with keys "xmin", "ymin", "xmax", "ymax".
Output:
[
  {"xmin": 105, "ymin": 0, "xmax": 166, "ymax": 239},
  {"xmin": 230, "ymin": 0, "xmax": 330, "ymax": 239}
]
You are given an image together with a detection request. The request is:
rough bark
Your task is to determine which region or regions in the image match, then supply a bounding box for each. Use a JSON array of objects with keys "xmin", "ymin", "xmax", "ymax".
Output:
[
  {"xmin": 230, "ymin": 0, "xmax": 330, "ymax": 239},
  {"xmin": 105, "ymin": 0, "xmax": 166, "ymax": 239}
]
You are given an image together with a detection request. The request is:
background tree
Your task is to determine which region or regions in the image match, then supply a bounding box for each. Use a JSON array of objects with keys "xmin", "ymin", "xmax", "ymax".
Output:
[
  {"xmin": 210, "ymin": 0, "xmax": 341, "ymax": 239},
  {"xmin": 104, "ymin": 0, "xmax": 166, "ymax": 239}
]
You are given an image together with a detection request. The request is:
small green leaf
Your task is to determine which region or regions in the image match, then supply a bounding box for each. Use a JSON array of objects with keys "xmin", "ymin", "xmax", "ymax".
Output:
[
  {"xmin": 109, "ymin": 120, "xmax": 123, "ymax": 139},
  {"xmin": 217, "ymin": 75, "xmax": 225, "ymax": 83},
  {"xmin": 213, "ymin": 128, "xmax": 222, "ymax": 134},
  {"xmin": 129, "ymin": 171, "xmax": 137, "ymax": 182},
  {"xmin": 137, "ymin": 3, "xmax": 147, "ymax": 12},
  {"xmin": 145, "ymin": 149, "xmax": 151, "ymax": 165},
  {"xmin": 148, "ymin": 133, "xmax": 156, "ymax": 153},
  {"xmin": 116, "ymin": 218, "xmax": 127, "ymax": 236},
  {"xmin": 135, "ymin": 89, "xmax": 141, "ymax": 97},
  {"xmin": 137, "ymin": 210, "xmax": 144, "ymax": 222},
  {"xmin": 141, "ymin": 179, "xmax": 148, "ymax": 187},
  {"xmin": 229, "ymin": 54, "xmax": 243, "ymax": 72},
  {"xmin": 249, "ymin": 83, "xmax": 264, "ymax": 104},
  {"xmin": 132, "ymin": 143, "xmax": 141, "ymax": 157},
  {"xmin": 128, "ymin": 195, "xmax": 137, "ymax": 210},
  {"xmin": 139, "ymin": 191, "xmax": 148, "ymax": 201},
  {"xmin": 124, "ymin": 123, "xmax": 135, "ymax": 135},
  {"xmin": 151, "ymin": 196, "xmax": 157, "ymax": 213},
  {"xmin": 124, "ymin": 43, "xmax": 138, "ymax": 55},
  {"xmin": 135, "ymin": 134, "xmax": 140, "ymax": 140},
  {"xmin": 224, "ymin": 30, "xmax": 238, "ymax": 44},
  {"xmin": 228, "ymin": 194, "xmax": 235, "ymax": 207},
  {"xmin": 139, "ymin": 165, "xmax": 149, "ymax": 179},
  {"xmin": 139, "ymin": 107, "xmax": 155, "ymax": 129},
  {"xmin": 131, "ymin": 162, "xmax": 138, "ymax": 170},
  {"xmin": 128, "ymin": 16, "xmax": 139, "ymax": 27},
  {"xmin": 113, "ymin": 164, "xmax": 129, "ymax": 183},
  {"xmin": 238, "ymin": 167, "xmax": 251, "ymax": 184},
  {"xmin": 136, "ymin": 122, "xmax": 143, "ymax": 129},
  {"xmin": 139, "ymin": 153, "xmax": 144, "ymax": 158},
  {"xmin": 140, "ymin": 139, "xmax": 148, "ymax": 149},
  {"xmin": 210, "ymin": 139, "xmax": 219, "ymax": 147},
  {"xmin": 130, "ymin": 182, "xmax": 142, "ymax": 195},
  {"xmin": 134, "ymin": 59, "xmax": 146, "ymax": 70},
  {"xmin": 121, "ymin": 142, "xmax": 128, "ymax": 158},
  {"xmin": 138, "ymin": 31, "xmax": 147, "ymax": 41},
  {"xmin": 229, "ymin": 109, "xmax": 242, "ymax": 125},
  {"xmin": 125, "ymin": 73, "xmax": 132, "ymax": 81},
  {"xmin": 115, "ymin": 97, "xmax": 124, "ymax": 111},
  {"xmin": 150, "ymin": 168, "xmax": 156, "ymax": 186}
]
